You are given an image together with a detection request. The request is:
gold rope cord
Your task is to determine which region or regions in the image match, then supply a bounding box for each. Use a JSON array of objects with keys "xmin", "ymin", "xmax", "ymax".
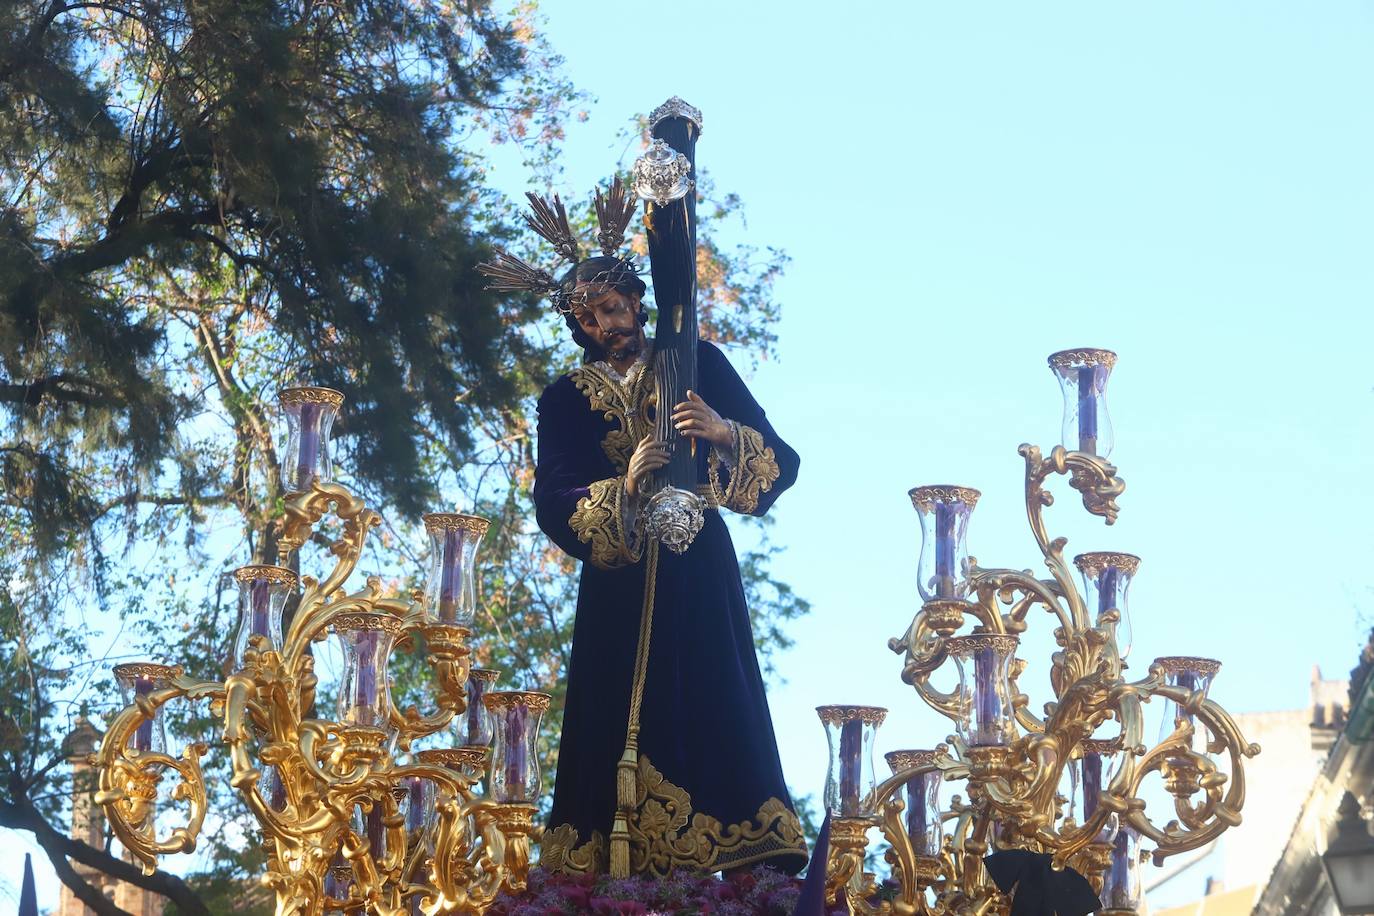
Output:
[{"xmin": 609, "ymin": 538, "xmax": 661, "ymax": 877}]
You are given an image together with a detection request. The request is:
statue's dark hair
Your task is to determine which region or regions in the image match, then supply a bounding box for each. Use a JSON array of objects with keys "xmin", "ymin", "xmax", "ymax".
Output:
[{"xmin": 558, "ymin": 256, "xmax": 649, "ymax": 357}]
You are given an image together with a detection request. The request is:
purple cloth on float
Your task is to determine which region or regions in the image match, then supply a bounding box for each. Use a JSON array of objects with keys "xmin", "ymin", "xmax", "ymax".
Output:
[{"xmin": 792, "ymin": 812, "xmax": 831, "ymax": 916}]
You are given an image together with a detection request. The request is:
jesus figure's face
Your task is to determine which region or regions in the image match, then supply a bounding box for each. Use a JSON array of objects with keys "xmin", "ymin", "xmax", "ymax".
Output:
[{"xmin": 573, "ymin": 285, "xmax": 644, "ymax": 363}]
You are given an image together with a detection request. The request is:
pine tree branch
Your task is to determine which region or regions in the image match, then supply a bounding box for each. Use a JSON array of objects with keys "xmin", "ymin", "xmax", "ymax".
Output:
[
  {"xmin": 95, "ymin": 491, "xmax": 233, "ymax": 515},
  {"xmin": 50, "ymin": 206, "xmax": 223, "ymax": 278},
  {"xmin": 0, "ymin": 374, "xmax": 123, "ymax": 409},
  {"xmin": 0, "ymin": 1, "xmax": 68, "ymax": 83}
]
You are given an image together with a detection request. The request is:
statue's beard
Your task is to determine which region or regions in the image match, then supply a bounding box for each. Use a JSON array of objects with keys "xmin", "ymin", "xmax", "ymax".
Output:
[{"xmin": 606, "ymin": 332, "xmax": 642, "ymax": 361}]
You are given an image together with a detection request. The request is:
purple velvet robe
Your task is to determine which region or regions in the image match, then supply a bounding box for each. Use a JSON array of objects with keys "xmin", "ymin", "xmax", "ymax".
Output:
[{"xmin": 534, "ymin": 340, "xmax": 806, "ymax": 876}]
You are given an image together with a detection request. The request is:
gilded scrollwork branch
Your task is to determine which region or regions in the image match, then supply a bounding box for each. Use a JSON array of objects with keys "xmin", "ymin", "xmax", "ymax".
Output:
[
  {"xmin": 91, "ymin": 391, "xmax": 535, "ymax": 913},
  {"xmin": 876, "ymin": 424, "xmax": 1256, "ymax": 912},
  {"xmin": 94, "ymin": 676, "xmax": 219, "ymax": 874}
]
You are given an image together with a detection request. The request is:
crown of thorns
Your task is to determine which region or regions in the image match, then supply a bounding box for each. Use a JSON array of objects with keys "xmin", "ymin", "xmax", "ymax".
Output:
[{"xmin": 477, "ymin": 176, "xmax": 642, "ymax": 316}]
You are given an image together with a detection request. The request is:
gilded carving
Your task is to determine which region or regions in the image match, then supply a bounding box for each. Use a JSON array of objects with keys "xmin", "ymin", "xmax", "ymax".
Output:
[
  {"xmin": 1079, "ymin": 738, "xmax": 1121, "ymax": 756},
  {"xmin": 540, "ymin": 824, "xmax": 606, "ymax": 875},
  {"xmin": 907, "ymin": 485, "xmax": 982, "ymax": 512},
  {"xmin": 543, "ymin": 755, "xmax": 805, "ymax": 877},
  {"xmin": 1152, "ymin": 656, "xmax": 1222, "ymax": 677},
  {"xmin": 277, "ymin": 385, "xmax": 344, "ymax": 407},
  {"xmin": 422, "ymin": 513, "xmax": 492, "ymax": 536},
  {"xmin": 569, "ymin": 358, "xmax": 656, "ymax": 473},
  {"xmin": 708, "ymin": 422, "xmax": 780, "ymax": 515},
  {"xmin": 942, "ymin": 634, "xmax": 1019, "ymax": 657},
  {"xmin": 331, "ymin": 612, "xmax": 403, "ymax": 636},
  {"xmin": 569, "ymin": 477, "xmax": 640, "ymax": 570},
  {"xmin": 628, "ymin": 755, "xmax": 805, "ymax": 875},
  {"xmin": 481, "ymin": 691, "xmax": 552, "ymax": 714},
  {"xmin": 111, "ymin": 663, "xmax": 184, "ymax": 683},
  {"xmin": 884, "ymin": 749, "xmax": 940, "ymax": 771},
  {"xmin": 417, "ymin": 747, "xmax": 490, "ymax": 771},
  {"xmin": 815, "ymin": 705, "xmax": 888, "ymax": 727},
  {"xmin": 93, "ymin": 449, "xmax": 536, "ymax": 913},
  {"xmin": 231, "ymin": 564, "xmax": 298, "ymax": 586},
  {"xmin": 1073, "ymin": 551, "xmax": 1141, "ymax": 576},
  {"xmin": 1047, "ymin": 348, "xmax": 1117, "ymax": 370}
]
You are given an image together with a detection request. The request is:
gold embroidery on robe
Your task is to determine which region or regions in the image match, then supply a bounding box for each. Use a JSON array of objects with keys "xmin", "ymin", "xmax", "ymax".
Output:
[
  {"xmin": 708, "ymin": 422, "xmax": 780, "ymax": 515},
  {"xmin": 540, "ymin": 754, "xmax": 805, "ymax": 877},
  {"xmin": 570, "ymin": 478, "xmax": 639, "ymax": 570},
  {"xmin": 569, "ymin": 360, "xmax": 656, "ymax": 473}
]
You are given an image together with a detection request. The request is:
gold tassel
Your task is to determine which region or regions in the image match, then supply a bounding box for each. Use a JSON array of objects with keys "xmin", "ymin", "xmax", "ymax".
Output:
[
  {"xmin": 610, "ymin": 541, "xmax": 658, "ymax": 878},
  {"xmin": 609, "ymin": 813, "xmax": 630, "ymax": 878},
  {"xmin": 610, "ymin": 732, "xmax": 639, "ymax": 877}
]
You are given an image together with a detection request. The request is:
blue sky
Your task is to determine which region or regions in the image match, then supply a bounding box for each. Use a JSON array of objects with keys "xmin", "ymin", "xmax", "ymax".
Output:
[{"xmin": 9, "ymin": 1, "xmax": 1374, "ymax": 909}]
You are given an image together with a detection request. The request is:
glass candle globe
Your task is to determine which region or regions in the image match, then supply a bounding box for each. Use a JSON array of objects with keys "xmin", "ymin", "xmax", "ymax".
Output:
[
  {"xmin": 454, "ymin": 667, "xmax": 501, "ymax": 746},
  {"xmin": 231, "ymin": 564, "xmax": 297, "ymax": 671},
  {"xmin": 323, "ymin": 854, "xmax": 352, "ymax": 915},
  {"xmin": 1074, "ymin": 553, "xmax": 1138, "ymax": 660},
  {"xmin": 279, "ymin": 386, "xmax": 343, "ymax": 493},
  {"xmin": 1155, "ymin": 656, "xmax": 1221, "ymax": 756},
  {"xmin": 1100, "ymin": 824, "xmax": 1142, "ymax": 912},
  {"xmin": 909, "ymin": 486, "xmax": 980, "ymax": 601},
  {"xmin": 484, "ymin": 692, "xmax": 550, "ymax": 804},
  {"xmin": 885, "ymin": 749, "xmax": 943, "ymax": 857},
  {"xmin": 351, "ymin": 800, "xmax": 389, "ymax": 861},
  {"xmin": 945, "ymin": 635, "xmax": 1019, "ymax": 747},
  {"xmin": 417, "ymin": 746, "xmax": 490, "ymax": 863},
  {"xmin": 1049, "ymin": 349, "xmax": 1116, "ymax": 458},
  {"xmin": 817, "ymin": 705, "xmax": 887, "ymax": 818},
  {"xmin": 113, "ymin": 662, "xmax": 182, "ymax": 753},
  {"xmin": 401, "ymin": 773, "xmax": 434, "ymax": 837},
  {"xmin": 422, "ymin": 513, "xmax": 490, "ymax": 627},
  {"xmin": 259, "ymin": 765, "xmax": 288, "ymax": 812},
  {"xmin": 333, "ymin": 613, "xmax": 402, "ymax": 733},
  {"xmin": 1065, "ymin": 739, "xmax": 1121, "ymax": 842}
]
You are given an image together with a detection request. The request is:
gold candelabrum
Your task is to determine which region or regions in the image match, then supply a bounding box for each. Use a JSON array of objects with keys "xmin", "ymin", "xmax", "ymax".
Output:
[
  {"xmin": 818, "ymin": 349, "xmax": 1260, "ymax": 915},
  {"xmin": 92, "ymin": 387, "xmax": 547, "ymax": 915}
]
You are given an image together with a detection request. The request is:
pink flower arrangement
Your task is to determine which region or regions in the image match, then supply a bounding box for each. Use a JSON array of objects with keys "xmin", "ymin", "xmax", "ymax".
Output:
[{"xmin": 488, "ymin": 865, "xmax": 848, "ymax": 915}]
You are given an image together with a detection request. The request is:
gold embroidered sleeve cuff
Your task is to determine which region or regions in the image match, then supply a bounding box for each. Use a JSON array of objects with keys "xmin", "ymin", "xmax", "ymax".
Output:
[
  {"xmin": 708, "ymin": 421, "xmax": 781, "ymax": 515},
  {"xmin": 570, "ymin": 477, "xmax": 642, "ymax": 569}
]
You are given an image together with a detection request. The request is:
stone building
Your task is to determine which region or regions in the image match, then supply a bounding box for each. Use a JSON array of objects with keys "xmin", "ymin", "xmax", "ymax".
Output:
[
  {"xmin": 1147, "ymin": 667, "xmax": 1351, "ymax": 915},
  {"xmin": 57, "ymin": 716, "xmax": 165, "ymax": 916},
  {"xmin": 1251, "ymin": 633, "xmax": 1374, "ymax": 916}
]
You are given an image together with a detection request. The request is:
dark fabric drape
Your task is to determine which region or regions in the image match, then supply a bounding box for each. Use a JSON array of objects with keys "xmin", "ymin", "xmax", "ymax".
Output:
[{"xmin": 534, "ymin": 340, "xmax": 805, "ymax": 874}]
